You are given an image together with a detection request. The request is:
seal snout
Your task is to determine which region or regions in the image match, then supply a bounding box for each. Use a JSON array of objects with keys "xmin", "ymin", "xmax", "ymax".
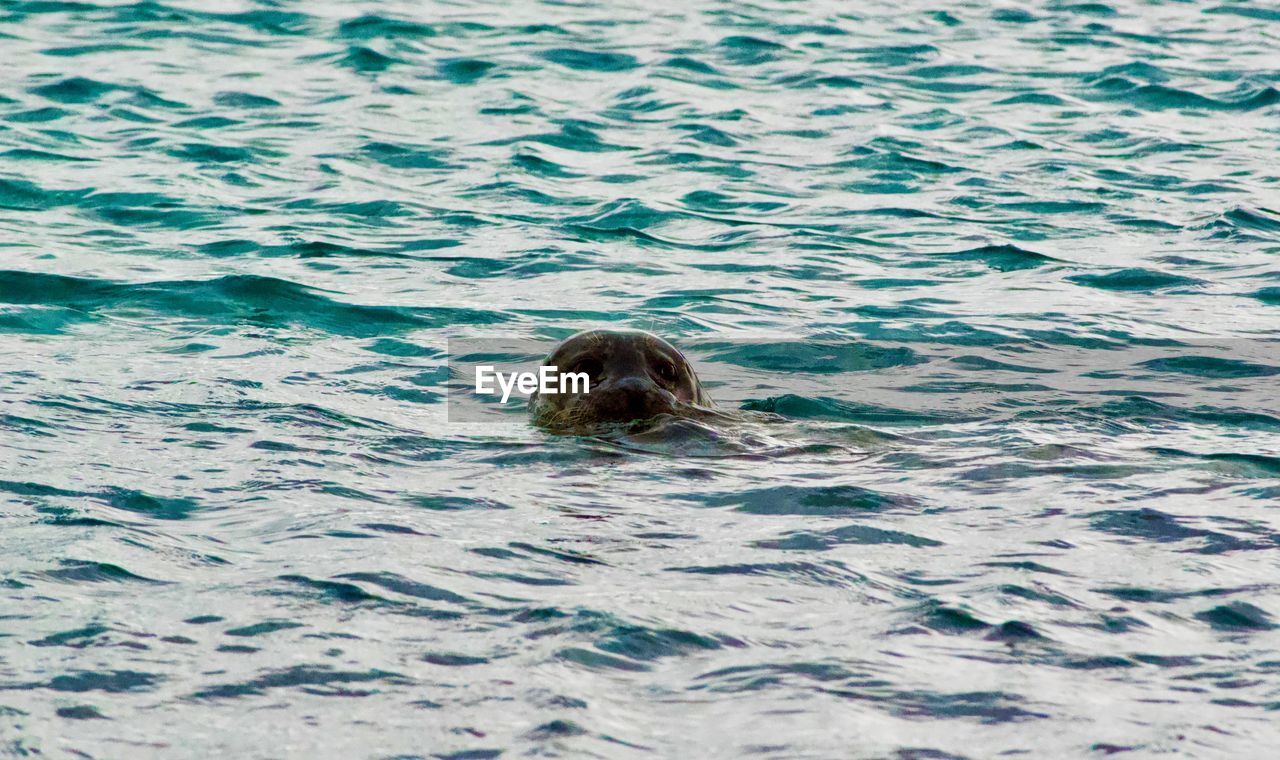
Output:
[{"xmin": 589, "ymin": 375, "xmax": 675, "ymax": 422}]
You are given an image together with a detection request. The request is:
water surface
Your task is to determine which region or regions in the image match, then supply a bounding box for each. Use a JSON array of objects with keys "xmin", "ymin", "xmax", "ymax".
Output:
[{"xmin": 2, "ymin": 0, "xmax": 1280, "ymax": 756}]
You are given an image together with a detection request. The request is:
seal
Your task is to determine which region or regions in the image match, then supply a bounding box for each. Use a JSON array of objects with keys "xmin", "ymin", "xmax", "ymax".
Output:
[{"xmin": 529, "ymin": 329, "xmax": 712, "ymax": 432}]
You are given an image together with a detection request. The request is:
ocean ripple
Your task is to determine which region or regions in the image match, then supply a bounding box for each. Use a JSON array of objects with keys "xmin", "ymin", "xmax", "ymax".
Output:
[{"xmin": 2, "ymin": 0, "xmax": 1279, "ymax": 756}]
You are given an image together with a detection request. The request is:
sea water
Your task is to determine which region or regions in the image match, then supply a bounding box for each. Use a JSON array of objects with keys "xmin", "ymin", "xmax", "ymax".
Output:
[{"xmin": 2, "ymin": 0, "xmax": 1280, "ymax": 756}]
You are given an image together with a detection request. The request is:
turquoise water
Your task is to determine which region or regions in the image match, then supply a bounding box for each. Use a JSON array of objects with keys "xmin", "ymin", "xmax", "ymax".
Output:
[{"xmin": 3, "ymin": 0, "xmax": 1280, "ymax": 755}]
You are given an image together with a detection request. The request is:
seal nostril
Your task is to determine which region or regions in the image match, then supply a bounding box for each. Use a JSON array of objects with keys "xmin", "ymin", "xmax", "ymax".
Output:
[{"xmin": 625, "ymin": 389, "xmax": 647, "ymax": 412}]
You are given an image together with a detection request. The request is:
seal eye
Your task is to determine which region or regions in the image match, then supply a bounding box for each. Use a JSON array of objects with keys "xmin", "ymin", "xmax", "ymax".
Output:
[
  {"xmin": 573, "ymin": 357, "xmax": 603, "ymax": 379},
  {"xmin": 656, "ymin": 360, "xmax": 677, "ymax": 383}
]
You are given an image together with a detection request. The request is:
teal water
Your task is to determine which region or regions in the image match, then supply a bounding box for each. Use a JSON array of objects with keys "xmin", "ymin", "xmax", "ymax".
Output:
[{"xmin": 3, "ymin": 0, "xmax": 1280, "ymax": 756}]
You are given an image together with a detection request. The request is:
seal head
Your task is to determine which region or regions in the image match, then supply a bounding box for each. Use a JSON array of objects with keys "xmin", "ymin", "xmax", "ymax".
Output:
[{"xmin": 529, "ymin": 329, "xmax": 711, "ymax": 432}]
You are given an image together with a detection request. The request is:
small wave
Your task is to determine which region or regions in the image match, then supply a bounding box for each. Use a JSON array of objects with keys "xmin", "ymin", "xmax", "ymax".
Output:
[
  {"xmin": 30, "ymin": 560, "xmax": 167, "ymax": 585},
  {"xmin": 1088, "ymin": 508, "xmax": 1280, "ymax": 554},
  {"xmin": 567, "ymin": 198, "xmax": 682, "ymax": 231},
  {"xmin": 359, "ymin": 141, "xmax": 456, "ymax": 170},
  {"xmin": 1204, "ymin": 5, "xmax": 1280, "ymax": 22},
  {"xmin": 1140, "ymin": 356, "xmax": 1280, "ymax": 379},
  {"xmin": 931, "ymin": 243, "xmax": 1062, "ymax": 271},
  {"xmin": 504, "ymin": 122, "xmax": 631, "ymax": 153},
  {"xmin": 1091, "ymin": 77, "xmax": 1280, "ymax": 112},
  {"xmin": 673, "ymin": 123, "xmax": 740, "ymax": 147},
  {"xmin": 993, "ymin": 92, "xmax": 1070, "ymax": 106},
  {"xmin": 211, "ymin": 91, "xmax": 280, "ymax": 109},
  {"xmin": 542, "ymin": 48, "xmax": 639, "ymax": 72},
  {"xmin": 439, "ymin": 58, "xmax": 498, "ymax": 84},
  {"xmin": 854, "ymin": 44, "xmax": 939, "ymax": 65},
  {"xmin": 1147, "ymin": 448, "xmax": 1280, "ymax": 477},
  {"xmin": 659, "ymin": 56, "xmax": 721, "ymax": 76},
  {"xmin": 4, "ymin": 106, "xmax": 72, "ymax": 122},
  {"xmin": 0, "ymin": 271, "xmax": 508, "ymax": 335},
  {"xmin": 1201, "ymin": 206, "xmax": 1280, "ymax": 240},
  {"xmin": 1255, "ymin": 287, "xmax": 1280, "ymax": 305},
  {"xmin": 204, "ymin": 9, "xmax": 312, "ymax": 36},
  {"xmin": 1195, "ymin": 602, "xmax": 1275, "ymax": 631},
  {"xmin": 28, "ymin": 76, "xmax": 121, "ymax": 103},
  {"xmin": 0, "ymin": 177, "xmax": 84, "ymax": 210},
  {"xmin": 705, "ymin": 341, "xmax": 924, "ymax": 373},
  {"xmin": 1067, "ymin": 268, "xmax": 1203, "ymax": 291},
  {"xmin": 168, "ymin": 142, "xmax": 265, "ymax": 164},
  {"xmin": 754, "ymin": 523, "xmax": 942, "ymax": 550},
  {"xmin": 679, "ymin": 483, "xmax": 918, "ymax": 515},
  {"xmin": 73, "ymin": 189, "xmax": 221, "ymax": 229},
  {"xmin": 743, "ymin": 394, "xmax": 975, "ymax": 425},
  {"xmin": 191, "ymin": 665, "xmax": 410, "ymax": 700},
  {"xmin": 0, "ymin": 148, "xmax": 92, "ymax": 162},
  {"xmin": 1022, "ymin": 396, "xmax": 1280, "ymax": 431},
  {"xmin": 511, "ymin": 150, "xmax": 581, "ymax": 178},
  {"xmin": 339, "ymin": 46, "xmax": 403, "ymax": 73},
  {"xmin": 717, "ymin": 36, "xmax": 789, "ymax": 66},
  {"xmin": 336, "ymin": 14, "xmax": 437, "ymax": 40},
  {"xmin": 835, "ymin": 149, "xmax": 966, "ymax": 175},
  {"xmin": 44, "ymin": 669, "xmax": 162, "ymax": 693}
]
